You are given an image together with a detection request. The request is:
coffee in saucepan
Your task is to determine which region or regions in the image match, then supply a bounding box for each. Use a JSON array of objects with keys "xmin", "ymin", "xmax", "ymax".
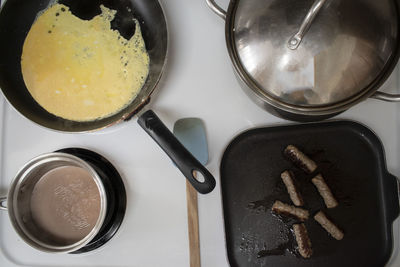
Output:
[{"xmin": 30, "ymin": 166, "xmax": 101, "ymax": 245}]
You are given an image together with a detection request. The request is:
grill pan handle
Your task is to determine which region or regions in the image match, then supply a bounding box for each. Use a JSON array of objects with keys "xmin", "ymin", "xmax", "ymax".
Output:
[
  {"xmin": 382, "ymin": 173, "xmax": 400, "ymax": 223},
  {"xmin": 206, "ymin": 0, "xmax": 227, "ymax": 20},
  {"xmin": 138, "ymin": 110, "xmax": 216, "ymax": 194}
]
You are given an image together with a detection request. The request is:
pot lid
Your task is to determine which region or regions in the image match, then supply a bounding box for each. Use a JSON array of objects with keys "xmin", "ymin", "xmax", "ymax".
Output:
[{"xmin": 231, "ymin": 0, "xmax": 399, "ymax": 107}]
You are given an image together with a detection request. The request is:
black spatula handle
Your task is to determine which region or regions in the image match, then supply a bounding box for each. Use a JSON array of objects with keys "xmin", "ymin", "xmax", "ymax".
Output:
[{"xmin": 138, "ymin": 110, "xmax": 216, "ymax": 194}]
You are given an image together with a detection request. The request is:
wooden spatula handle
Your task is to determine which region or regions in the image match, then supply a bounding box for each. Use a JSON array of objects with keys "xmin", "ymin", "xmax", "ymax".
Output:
[{"xmin": 186, "ymin": 179, "xmax": 201, "ymax": 267}]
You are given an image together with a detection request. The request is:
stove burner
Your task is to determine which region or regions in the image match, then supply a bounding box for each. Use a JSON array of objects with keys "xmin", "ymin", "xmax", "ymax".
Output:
[{"xmin": 56, "ymin": 148, "xmax": 126, "ymax": 254}]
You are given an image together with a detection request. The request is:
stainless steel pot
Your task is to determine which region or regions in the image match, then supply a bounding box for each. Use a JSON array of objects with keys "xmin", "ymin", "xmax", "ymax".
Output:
[
  {"xmin": 206, "ymin": 0, "xmax": 400, "ymax": 121},
  {"xmin": 0, "ymin": 152, "xmax": 108, "ymax": 253}
]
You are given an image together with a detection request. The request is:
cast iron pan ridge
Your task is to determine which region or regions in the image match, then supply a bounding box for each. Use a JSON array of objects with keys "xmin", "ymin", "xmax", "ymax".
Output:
[
  {"xmin": 0, "ymin": 0, "xmax": 167, "ymax": 132},
  {"xmin": 220, "ymin": 120, "xmax": 399, "ymax": 267}
]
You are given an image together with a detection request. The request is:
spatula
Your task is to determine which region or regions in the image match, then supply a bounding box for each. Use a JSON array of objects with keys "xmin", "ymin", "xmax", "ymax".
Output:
[{"xmin": 173, "ymin": 118, "xmax": 208, "ymax": 267}]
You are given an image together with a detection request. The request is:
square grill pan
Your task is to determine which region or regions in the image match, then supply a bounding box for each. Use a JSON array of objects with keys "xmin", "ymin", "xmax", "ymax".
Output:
[{"xmin": 220, "ymin": 120, "xmax": 399, "ymax": 267}]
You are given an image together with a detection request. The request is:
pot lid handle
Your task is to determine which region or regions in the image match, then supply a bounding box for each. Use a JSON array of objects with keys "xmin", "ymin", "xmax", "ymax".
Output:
[
  {"xmin": 371, "ymin": 92, "xmax": 400, "ymax": 102},
  {"xmin": 288, "ymin": 0, "xmax": 327, "ymax": 50}
]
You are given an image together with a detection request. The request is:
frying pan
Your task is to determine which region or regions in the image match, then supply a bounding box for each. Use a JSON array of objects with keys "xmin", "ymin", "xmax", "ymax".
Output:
[
  {"xmin": 220, "ymin": 120, "xmax": 399, "ymax": 267},
  {"xmin": 0, "ymin": 0, "xmax": 166, "ymax": 132},
  {"xmin": 0, "ymin": 0, "xmax": 216, "ymax": 193}
]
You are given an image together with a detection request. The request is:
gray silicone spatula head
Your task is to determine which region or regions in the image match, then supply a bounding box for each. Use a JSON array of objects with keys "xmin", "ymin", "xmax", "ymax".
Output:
[{"xmin": 173, "ymin": 118, "xmax": 208, "ymax": 165}]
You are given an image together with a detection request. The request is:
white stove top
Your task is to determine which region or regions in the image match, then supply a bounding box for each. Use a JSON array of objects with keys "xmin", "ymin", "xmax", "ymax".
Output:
[{"xmin": 1, "ymin": 0, "xmax": 399, "ymax": 266}]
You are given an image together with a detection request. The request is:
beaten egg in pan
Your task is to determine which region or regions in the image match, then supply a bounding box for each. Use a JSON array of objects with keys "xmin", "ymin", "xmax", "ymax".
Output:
[{"xmin": 21, "ymin": 3, "xmax": 149, "ymax": 122}]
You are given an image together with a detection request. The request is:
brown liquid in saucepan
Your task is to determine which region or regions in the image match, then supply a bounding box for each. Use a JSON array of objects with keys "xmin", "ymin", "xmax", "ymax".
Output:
[{"xmin": 30, "ymin": 166, "xmax": 101, "ymax": 245}]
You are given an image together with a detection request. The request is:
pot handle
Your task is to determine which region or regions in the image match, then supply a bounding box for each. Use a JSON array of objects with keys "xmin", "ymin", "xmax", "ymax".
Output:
[
  {"xmin": 371, "ymin": 91, "xmax": 400, "ymax": 102},
  {"xmin": 0, "ymin": 197, "xmax": 7, "ymax": 211},
  {"xmin": 206, "ymin": 0, "xmax": 227, "ymax": 20},
  {"xmin": 138, "ymin": 110, "xmax": 216, "ymax": 194}
]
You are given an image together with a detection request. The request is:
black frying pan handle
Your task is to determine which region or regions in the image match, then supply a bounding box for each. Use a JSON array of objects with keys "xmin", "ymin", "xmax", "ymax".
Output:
[
  {"xmin": 383, "ymin": 172, "xmax": 400, "ymax": 223},
  {"xmin": 138, "ymin": 110, "xmax": 216, "ymax": 194}
]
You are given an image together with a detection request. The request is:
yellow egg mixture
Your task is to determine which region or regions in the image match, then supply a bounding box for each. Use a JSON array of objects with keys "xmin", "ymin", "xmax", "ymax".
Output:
[{"xmin": 21, "ymin": 3, "xmax": 149, "ymax": 121}]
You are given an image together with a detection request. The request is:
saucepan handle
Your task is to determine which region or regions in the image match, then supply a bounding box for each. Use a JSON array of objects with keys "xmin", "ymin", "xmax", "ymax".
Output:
[
  {"xmin": 206, "ymin": 0, "xmax": 227, "ymax": 20},
  {"xmin": 382, "ymin": 173, "xmax": 400, "ymax": 223},
  {"xmin": 138, "ymin": 110, "xmax": 216, "ymax": 194},
  {"xmin": 0, "ymin": 197, "xmax": 7, "ymax": 211},
  {"xmin": 371, "ymin": 92, "xmax": 400, "ymax": 102}
]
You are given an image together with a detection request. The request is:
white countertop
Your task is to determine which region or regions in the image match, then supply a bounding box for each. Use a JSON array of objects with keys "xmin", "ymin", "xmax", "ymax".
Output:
[{"xmin": 0, "ymin": 0, "xmax": 399, "ymax": 266}]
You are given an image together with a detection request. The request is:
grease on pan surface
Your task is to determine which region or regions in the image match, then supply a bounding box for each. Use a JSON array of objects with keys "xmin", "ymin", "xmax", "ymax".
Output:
[{"xmin": 21, "ymin": 3, "xmax": 149, "ymax": 121}]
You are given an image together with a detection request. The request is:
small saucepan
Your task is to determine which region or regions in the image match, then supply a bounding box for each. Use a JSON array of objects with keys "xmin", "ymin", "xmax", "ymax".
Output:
[
  {"xmin": 206, "ymin": 0, "xmax": 400, "ymax": 121},
  {"xmin": 0, "ymin": 152, "xmax": 110, "ymax": 253},
  {"xmin": 0, "ymin": 0, "xmax": 215, "ymax": 193}
]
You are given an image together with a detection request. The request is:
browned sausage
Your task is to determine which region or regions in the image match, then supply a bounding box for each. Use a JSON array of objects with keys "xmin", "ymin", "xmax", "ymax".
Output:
[
  {"xmin": 272, "ymin": 200, "xmax": 309, "ymax": 221},
  {"xmin": 281, "ymin": 170, "xmax": 303, "ymax": 206},
  {"xmin": 314, "ymin": 211, "xmax": 344, "ymax": 240},
  {"xmin": 284, "ymin": 145, "xmax": 317, "ymax": 174},
  {"xmin": 312, "ymin": 174, "xmax": 338, "ymax": 208},
  {"xmin": 293, "ymin": 223, "xmax": 313, "ymax": 258}
]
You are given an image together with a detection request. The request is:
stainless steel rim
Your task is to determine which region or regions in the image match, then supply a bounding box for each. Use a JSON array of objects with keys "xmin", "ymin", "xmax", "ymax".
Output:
[{"xmin": 7, "ymin": 152, "xmax": 108, "ymax": 253}]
